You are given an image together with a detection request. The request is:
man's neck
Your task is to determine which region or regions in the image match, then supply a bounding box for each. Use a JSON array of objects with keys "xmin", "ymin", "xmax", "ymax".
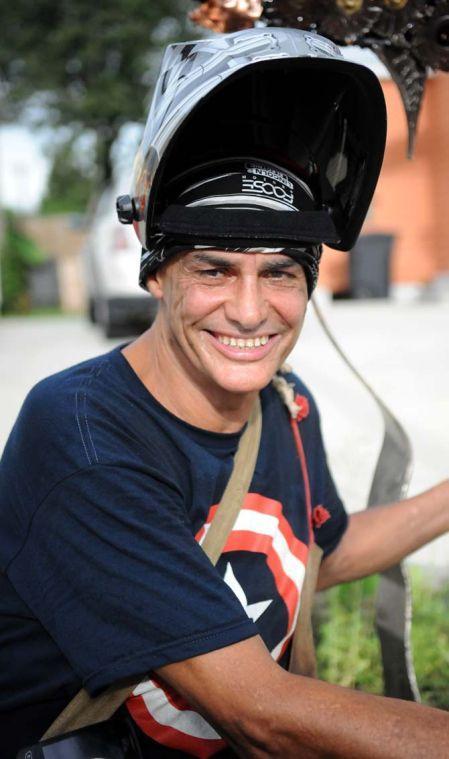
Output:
[{"xmin": 121, "ymin": 327, "xmax": 257, "ymax": 434}]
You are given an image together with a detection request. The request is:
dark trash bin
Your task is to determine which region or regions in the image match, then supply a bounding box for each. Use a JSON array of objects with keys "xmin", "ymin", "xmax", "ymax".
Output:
[
  {"xmin": 28, "ymin": 259, "xmax": 59, "ymax": 309},
  {"xmin": 350, "ymin": 233, "xmax": 394, "ymax": 299}
]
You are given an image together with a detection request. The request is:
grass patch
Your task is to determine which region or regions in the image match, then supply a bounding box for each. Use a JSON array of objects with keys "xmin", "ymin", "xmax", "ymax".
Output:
[
  {"xmin": 411, "ymin": 572, "xmax": 449, "ymax": 709},
  {"xmin": 316, "ymin": 569, "xmax": 449, "ymax": 709},
  {"xmin": 1, "ymin": 307, "xmax": 69, "ymax": 318}
]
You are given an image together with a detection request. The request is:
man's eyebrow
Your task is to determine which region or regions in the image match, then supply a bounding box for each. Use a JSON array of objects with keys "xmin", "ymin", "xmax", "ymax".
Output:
[
  {"xmin": 188, "ymin": 252, "xmax": 303, "ymax": 271},
  {"xmin": 190, "ymin": 253, "xmax": 231, "ymax": 267},
  {"xmin": 261, "ymin": 257, "xmax": 302, "ymax": 271}
]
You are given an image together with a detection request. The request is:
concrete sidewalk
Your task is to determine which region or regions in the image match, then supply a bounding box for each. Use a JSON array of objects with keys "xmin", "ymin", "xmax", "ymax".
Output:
[{"xmin": 289, "ymin": 298, "xmax": 448, "ymax": 572}]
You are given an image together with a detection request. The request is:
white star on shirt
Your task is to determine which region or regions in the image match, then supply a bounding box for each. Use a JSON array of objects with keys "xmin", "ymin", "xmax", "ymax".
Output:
[{"xmin": 224, "ymin": 562, "xmax": 272, "ymax": 623}]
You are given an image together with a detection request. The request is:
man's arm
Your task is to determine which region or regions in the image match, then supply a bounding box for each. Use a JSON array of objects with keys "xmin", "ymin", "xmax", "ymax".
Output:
[
  {"xmin": 156, "ymin": 634, "xmax": 449, "ymax": 758},
  {"xmin": 153, "ymin": 481, "xmax": 449, "ymax": 757},
  {"xmin": 317, "ymin": 479, "xmax": 449, "ymax": 591}
]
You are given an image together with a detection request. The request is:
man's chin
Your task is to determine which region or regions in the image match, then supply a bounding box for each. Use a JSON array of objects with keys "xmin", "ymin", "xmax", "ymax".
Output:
[
  {"xmin": 205, "ymin": 364, "xmax": 278, "ymax": 396},
  {"xmin": 193, "ymin": 335, "xmax": 293, "ymax": 395}
]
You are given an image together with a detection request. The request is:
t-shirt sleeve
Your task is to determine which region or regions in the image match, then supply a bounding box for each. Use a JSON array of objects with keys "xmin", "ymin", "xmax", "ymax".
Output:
[
  {"xmin": 312, "ymin": 450, "xmax": 348, "ymax": 558},
  {"xmin": 7, "ymin": 465, "xmax": 256, "ymax": 695}
]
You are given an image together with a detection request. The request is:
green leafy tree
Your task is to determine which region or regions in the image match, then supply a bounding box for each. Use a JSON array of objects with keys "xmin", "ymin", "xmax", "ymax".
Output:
[
  {"xmin": 0, "ymin": 0, "xmax": 195, "ymax": 185},
  {"xmin": 40, "ymin": 138, "xmax": 97, "ymax": 214},
  {"xmin": 0, "ymin": 212, "xmax": 45, "ymax": 313}
]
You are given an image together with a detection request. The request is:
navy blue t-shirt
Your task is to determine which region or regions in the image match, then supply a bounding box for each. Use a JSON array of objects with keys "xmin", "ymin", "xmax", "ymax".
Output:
[{"xmin": 0, "ymin": 346, "xmax": 347, "ymax": 757}]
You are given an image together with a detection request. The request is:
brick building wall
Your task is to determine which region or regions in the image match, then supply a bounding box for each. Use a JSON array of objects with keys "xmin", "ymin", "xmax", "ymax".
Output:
[
  {"xmin": 22, "ymin": 214, "xmax": 87, "ymax": 312},
  {"xmin": 319, "ymin": 73, "xmax": 449, "ymax": 297}
]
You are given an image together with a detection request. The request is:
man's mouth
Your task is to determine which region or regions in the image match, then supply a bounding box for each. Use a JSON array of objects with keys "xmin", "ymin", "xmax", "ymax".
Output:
[
  {"xmin": 204, "ymin": 331, "xmax": 279, "ymax": 359},
  {"xmin": 216, "ymin": 334, "xmax": 269, "ymax": 349}
]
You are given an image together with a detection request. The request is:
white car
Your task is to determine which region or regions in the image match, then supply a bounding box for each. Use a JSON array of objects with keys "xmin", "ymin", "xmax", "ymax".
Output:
[{"xmin": 84, "ymin": 186, "xmax": 157, "ymax": 337}]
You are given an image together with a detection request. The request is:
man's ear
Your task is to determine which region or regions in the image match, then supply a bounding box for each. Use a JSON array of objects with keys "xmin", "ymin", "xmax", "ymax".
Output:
[{"xmin": 146, "ymin": 271, "xmax": 165, "ymax": 300}]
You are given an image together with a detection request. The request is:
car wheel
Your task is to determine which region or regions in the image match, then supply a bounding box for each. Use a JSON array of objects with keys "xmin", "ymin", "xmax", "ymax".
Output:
[
  {"xmin": 87, "ymin": 298, "xmax": 97, "ymax": 324},
  {"xmin": 100, "ymin": 299, "xmax": 125, "ymax": 338}
]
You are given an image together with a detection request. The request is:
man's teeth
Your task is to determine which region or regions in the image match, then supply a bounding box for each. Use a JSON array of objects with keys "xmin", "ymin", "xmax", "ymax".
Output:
[{"xmin": 217, "ymin": 335, "xmax": 269, "ymax": 348}]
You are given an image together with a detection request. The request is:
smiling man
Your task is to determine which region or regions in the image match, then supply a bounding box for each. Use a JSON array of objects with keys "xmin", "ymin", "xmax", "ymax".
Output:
[
  {"xmin": 126, "ymin": 245, "xmax": 309, "ymax": 424},
  {"xmin": 2, "ymin": 27, "xmax": 449, "ymax": 759}
]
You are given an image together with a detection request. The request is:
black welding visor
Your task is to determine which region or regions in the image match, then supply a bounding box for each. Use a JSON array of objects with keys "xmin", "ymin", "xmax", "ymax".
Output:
[{"xmin": 148, "ymin": 57, "xmax": 386, "ymax": 252}]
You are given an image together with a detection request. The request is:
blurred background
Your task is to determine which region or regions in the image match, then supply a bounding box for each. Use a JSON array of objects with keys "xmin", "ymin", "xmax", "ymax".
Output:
[{"xmin": 1, "ymin": 0, "xmax": 448, "ymax": 706}]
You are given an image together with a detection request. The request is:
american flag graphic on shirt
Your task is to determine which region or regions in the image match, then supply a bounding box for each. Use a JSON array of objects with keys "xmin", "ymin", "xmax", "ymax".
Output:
[{"xmin": 126, "ymin": 492, "xmax": 309, "ymax": 757}]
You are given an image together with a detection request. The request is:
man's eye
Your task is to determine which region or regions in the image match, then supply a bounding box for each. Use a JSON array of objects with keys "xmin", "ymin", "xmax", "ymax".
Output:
[
  {"xmin": 265, "ymin": 270, "xmax": 294, "ymax": 279},
  {"xmin": 199, "ymin": 268, "xmax": 227, "ymax": 278}
]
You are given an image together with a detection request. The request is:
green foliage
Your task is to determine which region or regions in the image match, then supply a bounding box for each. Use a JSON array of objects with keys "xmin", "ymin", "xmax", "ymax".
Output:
[
  {"xmin": 0, "ymin": 0, "xmax": 195, "ymax": 182},
  {"xmin": 0, "ymin": 212, "xmax": 46, "ymax": 313},
  {"xmin": 411, "ymin": 572, "xmax": 449, "ymax": 709},
  {"xmin": 41, "ymin": 139, "xmax": 96, "ymax": 214},
  {"xmin": 316, "ymin": 570, "xmax": 449, "ymax": 709},
  {"xmin": 316, "ymin": 575, "xmax": 383, "ymax": 693}
]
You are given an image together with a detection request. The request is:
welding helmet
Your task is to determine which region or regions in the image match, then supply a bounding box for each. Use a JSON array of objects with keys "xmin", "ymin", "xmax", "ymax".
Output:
[{"xmin": 116, "ymin": 27, "xmax": 386, "ymax": 290}]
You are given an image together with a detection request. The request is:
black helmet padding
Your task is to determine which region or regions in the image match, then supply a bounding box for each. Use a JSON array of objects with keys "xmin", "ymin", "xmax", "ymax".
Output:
[{"xmin": 159, "ymin": 205, "xmax": 340, "ymax": 248}]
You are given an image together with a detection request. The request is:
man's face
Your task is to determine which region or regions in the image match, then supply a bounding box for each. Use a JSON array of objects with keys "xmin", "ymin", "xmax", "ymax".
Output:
[{"xmin": 148, "ymin": 249, "xmax": 309, "ymax": 395}]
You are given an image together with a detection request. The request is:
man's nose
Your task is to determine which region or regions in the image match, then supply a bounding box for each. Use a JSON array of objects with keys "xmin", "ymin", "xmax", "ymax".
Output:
[{"xmin": 224, "ymin": 275, "xmax": 268, "ymax": 332}]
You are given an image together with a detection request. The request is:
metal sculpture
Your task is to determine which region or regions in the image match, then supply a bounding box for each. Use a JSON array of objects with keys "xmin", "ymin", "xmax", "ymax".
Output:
[
  {"xmin": 311, "ymin": 298, "xmax": 420, "ymax": 701},
  {"xmin": 191, "ymin": 0, "xmax": 449, "ymax": 155}
]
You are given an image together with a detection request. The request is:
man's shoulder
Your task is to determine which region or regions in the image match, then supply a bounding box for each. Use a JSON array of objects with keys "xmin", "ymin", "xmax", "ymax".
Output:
[
  {"xmin": 26, "ymin": 351, "xmax": 108, "ymax": 403},
  {"xmin": 1, "ymin": 347, "xmax": 136, "ymax": 484},
  {"xmin": 2, "ymin": 345, "xmax": 189, "ymax": 487},
  {"xmin": 20, "ymin": 349, "xmax": 119, "ymax": 436}
]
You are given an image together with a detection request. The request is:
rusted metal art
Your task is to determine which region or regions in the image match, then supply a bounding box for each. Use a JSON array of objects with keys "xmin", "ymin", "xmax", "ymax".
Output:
[
  {"xmin": 384, "ymin": 0, "xmax": 409, "ymax": 9},
  {"xmin": 190, "ymin": 0, "xmax": 449, "ymax": 155},
  {"xmin": 337, "ymin": 0, "xmax": 364, "ymax": 14},
  {"xmin": 372, "ymin": 42, "xmax": 427, "ymax": 156},
  {"xmin": 189, "ymin": 0, "xmax": 263, "ymax": 33},
  {"xmin": 413, "ymin": 0, "xmax": 449, "ymax": 70},
  {"xmin": 263, "ymin": 1, "xmax": 382, "ymax": 44},
  {"xmin": 311, "ymin": 297, "xmax": 420, "ymax": 702}
]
